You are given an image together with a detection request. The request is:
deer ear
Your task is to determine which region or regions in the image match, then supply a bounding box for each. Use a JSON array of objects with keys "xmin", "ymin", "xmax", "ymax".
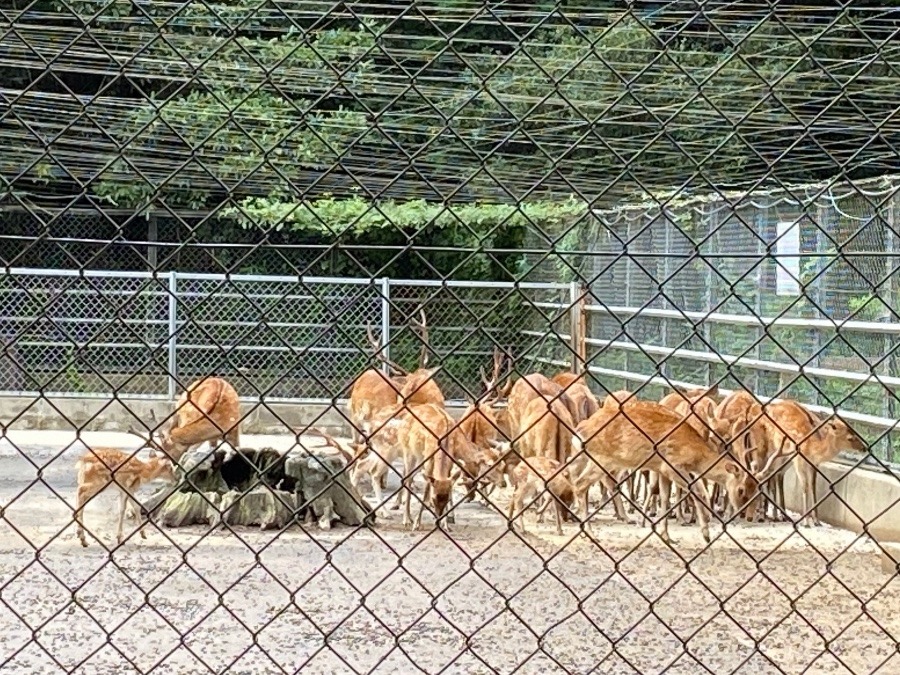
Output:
[{"xmin": 724, "ymin": 463, "xmax": 740, "ymax": 477}]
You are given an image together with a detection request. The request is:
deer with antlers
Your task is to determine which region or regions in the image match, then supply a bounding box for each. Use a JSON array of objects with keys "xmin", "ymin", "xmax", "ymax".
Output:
[
  {"xmin": 571, "ymin": 399, "xmax": 791, "ymax": 543},
  {"xmin": 505, "ymin": 373, "xmax": 580, "ymax": 442},
  {"xmin": 348, "ymin": 327, "xmax": 405, "ymax": 442},
  {"xmin": 456, "ymin": 346, "xmax": 513, "ymax": 501},
  {"xmin": 360, "ymin": 310, "xmax": 444, "ymax": 410}
]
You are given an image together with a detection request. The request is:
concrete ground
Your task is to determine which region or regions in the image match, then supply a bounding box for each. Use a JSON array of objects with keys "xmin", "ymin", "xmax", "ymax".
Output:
[{"xmin": 0, "ymin": 431, "xmax": 898, "ymax": 675}]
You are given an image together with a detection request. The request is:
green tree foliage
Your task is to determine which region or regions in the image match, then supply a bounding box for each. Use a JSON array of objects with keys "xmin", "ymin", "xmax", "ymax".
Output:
[{"xmin": 2, "ymin": 2, "xmax": 898, "ymax": 277}]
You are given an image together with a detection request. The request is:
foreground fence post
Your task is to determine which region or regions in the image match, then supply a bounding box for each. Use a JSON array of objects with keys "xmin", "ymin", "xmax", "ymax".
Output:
[
  {"xmin": 380, "ymin": 277, "xmax": 391, "ymax": 375},
  {"xmin": 167, "ymin": 271, "xmax": 178, "ymax": 400}
]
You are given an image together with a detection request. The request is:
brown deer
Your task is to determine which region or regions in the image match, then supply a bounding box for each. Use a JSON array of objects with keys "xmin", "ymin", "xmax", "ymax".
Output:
[
  {"xmin": 563, "ymin": 382, "xmax": 600, "ymax": 425},
  {"xmin": 571, "ymin": 400, "xmax": 789, "ymax": 542},
  {"xmin": 347, "ymin": 405, "xmax": 407, "ymax": 513},
  {"xmin": 74, "ymin": 447, "xmax": 177, "ymax": 547},
  {"xmin": 397, "ymin": 403, "xmax": 462, "ymax": 530},
  {"xmin": 551, "ymin": 371, "xmax": 582, "ymax": 389},
  {"xmin": 507, "ymin": 456, "xmax": 575, "ymax": 535},
  {"xmin": 710, "ymin": 389, "xmax": 760, "ymax": 460},
  {"xmin": 506, "ymin": 373, "xmax": 577, "ymax": 439},
  {"xmin": 658, "ymin": 388, "xmax": 720, "ymax": 525},
  {"xmin": 748, "ymin": 400, "xmax": 867, "ymax": 527},
  {"xmin": 456, "ymin": 347, "xmax": 513, "ymax": 501},
  {"xmin": 398, "ymin": 310, "xmax": 444, "ymax": 408},
  {"xmin": 508, "ymin": 394, "xmax": 576, "ymax": 466},
  {"xmin": 708, "ymin": 390, "xmax": 779, "ymax": 519},
  {"xmin": 140, "ymin": 377, "xmax": 241, "ymax": 462},
  {"xmin": 347, "ymin": 326, "xmax": 405, "ymax": 443}
]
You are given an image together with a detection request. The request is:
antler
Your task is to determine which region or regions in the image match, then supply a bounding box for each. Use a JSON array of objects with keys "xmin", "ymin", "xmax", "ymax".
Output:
[
  {"xmin": 479, "ymin": 345, "xmax": 507, "ymax": 402},
  {"xmin": 410, "ymin": 309, "xmax": 430, "ymax": 368},
  {"xmin": 366, "ymin": 325, "xmax": 407, "ymax": 376},
  {"xmin": 299, "ymin": 427, "xmax": 353, "ymax": 464}
]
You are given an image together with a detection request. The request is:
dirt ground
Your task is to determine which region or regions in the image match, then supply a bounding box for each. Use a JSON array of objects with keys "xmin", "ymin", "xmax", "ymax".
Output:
[{"xmin": 0, "ymin": 431, "xmax": 897, "ymax": 674}]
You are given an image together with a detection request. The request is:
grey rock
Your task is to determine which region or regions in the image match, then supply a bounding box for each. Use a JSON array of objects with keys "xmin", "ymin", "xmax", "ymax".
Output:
[
  {"xmin": 285, "ymin": 448, "xmax": 375, "ymax": 529},
  {"xmin": 141, "ymin": 444, "xmax": 375, "ymax": 530}
]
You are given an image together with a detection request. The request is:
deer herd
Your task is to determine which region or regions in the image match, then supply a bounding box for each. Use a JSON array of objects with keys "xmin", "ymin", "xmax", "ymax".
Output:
[{"xmin": 73, "ymin": 312, "xmax": 868, "ymax": 547}]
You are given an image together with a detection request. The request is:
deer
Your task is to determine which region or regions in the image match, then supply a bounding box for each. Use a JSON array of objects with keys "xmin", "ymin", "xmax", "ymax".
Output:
[
  {"xmin": 551, "ymin": 371, "xmax": 583, "ymax": 389},
  {"xmin": 137, "ymin": 377, "xmax": 242, "ymax": 463},
  {"xmin": 456, "ymin": 346, "xmax": 513, "ymax": 502},
  {"xmin": 357, "ymin": 310, "xmax": 443, "ymax": 412},
  {"xmin": 74, "ymin": 446, "xmax": 177, "ymax": 547},
  {"xmin": 347, "ymin": 326, "xmax": 405, "ymax": 444},
  {"xmin": 347, "ymin": 405, "xmax": 408, "ymax": 514},
  {"xmin": 492, "ymin": 393, "xmax": 578, "ymax": 522},
  {"xmin": 506, "ymin": 373, "xmax": 577, "ymax": 440},
  {"xmin": 507, "ymin": 456, "xmax": 576, "ymax": 535},
  {"xmin": 657, "ymin": 387, "xmax": 720, "ymax": 525},
  {"xmin": 707, "ymin": 390, "xmax": 777, "ymax": 519},
  {"xmin": 710, "ymin": 389, "xmax": 760, "ymax": 461},
  {"xmin": 747, "ymin": 399, "xmax": 867, "ymax": 527},
  {"xmin": 397, "ymin": 403, "xmax": 463, "ymax": 530},
  {"xmin": 398, "ymin": 310, "xmax": 445, "ymax": 408},
  {"xmin": 562, "ymin": 382, "xmax": 600, "ymax": 425},
  {"xmin": 571, "ymin": 399, "xmax": 791, "ymax": 543}
]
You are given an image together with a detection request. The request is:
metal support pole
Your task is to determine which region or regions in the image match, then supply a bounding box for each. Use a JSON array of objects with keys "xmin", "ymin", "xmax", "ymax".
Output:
[
  {"xmin": 660, "ymin": 214, "xmax": 671, "ymax": 382},
  {"xmin": 148, "ymin": 215, "xmax": 158, "ymax": 272},
  {"xmin": 380, "ymin": 277, "xmax": 391, "ymax": 375},
  {"xmin": 167, "ymin": 271, "xmax": 178, "ymax": 400},
  {"xmin": 569, "ymin": 280, "xmax": 584, "ymax": 374}
]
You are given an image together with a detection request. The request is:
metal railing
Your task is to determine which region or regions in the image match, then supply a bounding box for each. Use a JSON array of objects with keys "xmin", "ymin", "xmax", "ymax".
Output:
[{"xmin": 0, "ymin": 268, "xmax": 572, "ymax": 402}]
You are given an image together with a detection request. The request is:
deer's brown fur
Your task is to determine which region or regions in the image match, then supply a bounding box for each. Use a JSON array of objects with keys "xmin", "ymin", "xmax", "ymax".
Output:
[
  {"xmin": 572, "ymin": 400, "xmax": 787, "ymax": 542},
  {"xmin": 75, "ymin": 447, "xmax": 176, "ymax": 547},
  {"xmin": 507, "ymin": 456, "xmax": 575, "ymax": 535},
  {"xmin": 151, "ymin": 377, "xmax": 241, "ymax": 461}
]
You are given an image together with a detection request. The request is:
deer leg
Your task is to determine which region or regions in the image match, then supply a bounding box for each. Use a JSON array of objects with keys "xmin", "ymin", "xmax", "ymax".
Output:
[
  {"xmin": 402, "ymin": 457, "xmax": 416, "ymax": 530},
  {"xmin": 506, "ymin": 485, "xmax": 519, "ymax": 529},
  {"xmin": 626, "ymin": 473, "xmax": 637, "ymax": 514},
  {"xmin": 508, "ymin": 483, "xmax": 533, "ymax": 533},
  {"xmin": 641, "ymin": 472, "xmax": 659, "ymax": 525},
  {"xmin": 389, "ymin": 459, "xmax": 406, "ymax": 510},
  {"xmin": 125, "ymin": 493, "xmax": 148, "ymax": 540},
  {"xmin": 413, "ymin": 480, "xmax": 430, "ymax": 532},
  {"xmin": 116, "ymin": 490, "xmax": 129, "ymax": 545},
  {"xmin": 535, "ymin": 492, "xmax": 551, "ymax": 523},
  {"xmin": 794, "ymin": 458, "xmax": 819, "ymax": 527},
  {"xmin": 656, "ymin": 472, "xmax": 672, "ymax": 543},
  {"xmin": 370, "ymin": 463, "xmax": 390, "ymax": 515},
  {"xmin": 554, "ymin": 495, "xmax": 564, "ymax": 536},
  {"xmin": 682, "ymin": 476, "xmax": 712, "ymax": 543},
  {"xmin": 773, "ymin": 470, "xmax": 787, "ymax": 521},
  {"xmin": 600, "ymin": 473, "xmax": 629, "ymax": 523},
  {"xmin": 74, "ymin": 485, "xmax": 94, "ymax": 548}
]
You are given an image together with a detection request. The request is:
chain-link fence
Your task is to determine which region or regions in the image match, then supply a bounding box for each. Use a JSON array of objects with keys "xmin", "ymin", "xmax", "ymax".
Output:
[
  {"xmin": 0, "ymin": 270, "xmax": 572, "ymax": 401},
  {"xmin": 527, "ymin": 176, "xmax": 900, "ymax": 463},
  {"xmin": 3, "ymin": 2, "xmax": 900, "ymax": 673}
]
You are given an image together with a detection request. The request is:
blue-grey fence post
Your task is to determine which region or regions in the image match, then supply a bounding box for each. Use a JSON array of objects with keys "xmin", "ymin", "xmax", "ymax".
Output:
[{"xmin": 380, "ymin": 277, "xmax": 391, "ymax": 374}]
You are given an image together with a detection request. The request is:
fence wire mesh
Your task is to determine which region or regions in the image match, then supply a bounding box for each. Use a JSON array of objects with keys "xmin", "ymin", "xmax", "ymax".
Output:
[{"xmin": 1, "ymin": 2, "xmax": 900, "ymax": 674}]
